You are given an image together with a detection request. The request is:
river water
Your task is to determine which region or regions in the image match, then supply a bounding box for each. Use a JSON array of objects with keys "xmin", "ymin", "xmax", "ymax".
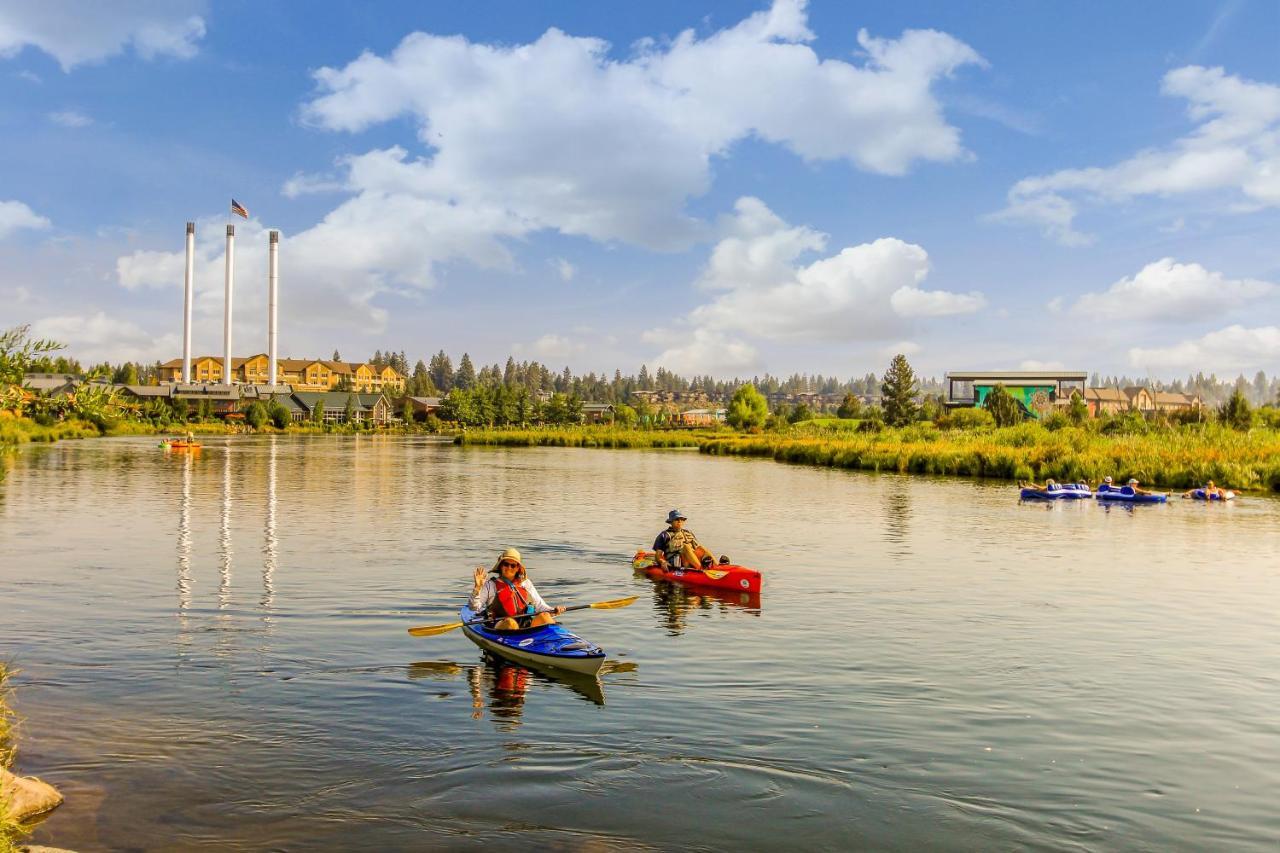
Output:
[{"xmin": 1, "ymin": 435, "xmax": 1277, "ymax": 850}]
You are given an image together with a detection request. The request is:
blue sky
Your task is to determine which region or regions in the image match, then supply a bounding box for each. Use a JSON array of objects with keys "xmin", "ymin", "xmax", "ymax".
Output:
[{"xmin": 2, "ymin": 0, "xmax": 1278, "ymax": 380}]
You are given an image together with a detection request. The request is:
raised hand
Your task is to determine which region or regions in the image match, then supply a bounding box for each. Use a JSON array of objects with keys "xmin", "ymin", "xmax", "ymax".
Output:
[{"xmin": 472, "ymin": 566, "xmax": 487, "ymax": 588}]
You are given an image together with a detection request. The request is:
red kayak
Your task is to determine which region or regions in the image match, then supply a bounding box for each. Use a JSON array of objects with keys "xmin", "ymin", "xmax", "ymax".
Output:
[{"xmin": 632, "ymin": 551, "xmax": 762, "ymax": 593}]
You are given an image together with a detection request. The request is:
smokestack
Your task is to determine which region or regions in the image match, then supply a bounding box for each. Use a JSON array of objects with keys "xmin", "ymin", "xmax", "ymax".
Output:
[
  {"xmin": 182, "ymin": 222, "xmax": 195, "ymax": 383},
  {"xmin": 223, "ymin": 224, "xmax": 235, "ymax": 384},
  {"xmin": 268, "ymin": 230, "xmax": 279, "ymax": 388}
]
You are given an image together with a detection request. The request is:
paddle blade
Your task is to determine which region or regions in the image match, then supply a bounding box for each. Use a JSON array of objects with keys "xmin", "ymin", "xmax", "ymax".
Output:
[
  {"xmin": 589, "ymin": 595, "xmax": 639, "ymax": 610},
  {"xmin": 407, "ymin": 621, "xmax": 464, "ymax": 637},
  {"xmin": 701, "ymin": 570, "xmax": 728, "ymax": 580}
]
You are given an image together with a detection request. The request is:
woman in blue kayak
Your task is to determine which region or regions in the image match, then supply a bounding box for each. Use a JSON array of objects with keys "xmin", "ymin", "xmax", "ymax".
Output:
[{"xmin": 470, "ymin": 548, "xmax": 565, "ymax": 631}]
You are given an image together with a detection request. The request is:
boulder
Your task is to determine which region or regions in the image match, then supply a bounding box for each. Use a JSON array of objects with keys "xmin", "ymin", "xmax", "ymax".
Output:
[{"xmin": 1, "ymin": 766, "xmax": 64, "ymax": 822}]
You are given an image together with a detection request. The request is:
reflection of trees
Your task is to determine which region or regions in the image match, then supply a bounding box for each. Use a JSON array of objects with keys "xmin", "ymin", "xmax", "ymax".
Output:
[
  {"xmin": 883, "ymin": 490, "xmax": 912, "ymax": 558},
  {"xmin": 648, "ymin": 579, "xmax": 761, "ymax": 636}
]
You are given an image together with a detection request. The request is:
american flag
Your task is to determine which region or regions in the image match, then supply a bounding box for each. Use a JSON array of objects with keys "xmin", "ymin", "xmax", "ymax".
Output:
[{"xmin": 230, "ymin": 199, "xmax": 249, "ymax": 219}]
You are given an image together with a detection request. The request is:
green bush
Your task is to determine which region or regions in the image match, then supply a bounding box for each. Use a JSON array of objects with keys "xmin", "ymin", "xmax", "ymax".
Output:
[{"xmin": 938, "ymin": 407, "xmax": 995, "ymax": 430}]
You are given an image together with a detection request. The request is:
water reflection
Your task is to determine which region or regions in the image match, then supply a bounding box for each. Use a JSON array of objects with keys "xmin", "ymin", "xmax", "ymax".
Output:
[
  {"xmin": 883, "ymin": 488, "xmax": 912, "ymax": 558},
  {"xmin": 648, "ymin": 579, "xmax": 761, "ymax": 636},
  {"xmin": 218, "ymin": 447, "xmax": 233, "ymax": 611},
  {"xmin": 176, "ymin": 450, "xmax": 193, "ymax": 613},
  {"xmin": 261, "ymin": 437, "xmax": 277, "ymax": 617}
]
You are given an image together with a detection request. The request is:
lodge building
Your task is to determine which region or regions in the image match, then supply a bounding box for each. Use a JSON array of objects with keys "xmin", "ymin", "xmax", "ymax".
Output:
[{"xmin": 159, "ymin": 355, "xmax": 405, "ymax": 393}]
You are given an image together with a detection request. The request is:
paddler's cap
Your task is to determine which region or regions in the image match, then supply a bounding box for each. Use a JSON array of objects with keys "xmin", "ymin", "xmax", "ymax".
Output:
[
  {"xmin": 1103, "ymin": 476, "xmax": 1113, "ymax": 483},
  {"xmin": 491, "ymin": 548, "xmax": 525, "ymax": 574},
  {"xmin": 1127, "ymin": 478, "xmax": 1139, "ymax": 485},
  {"xmin": 666, "ymin": 509, "xmax": 687, "ymax": 524}
]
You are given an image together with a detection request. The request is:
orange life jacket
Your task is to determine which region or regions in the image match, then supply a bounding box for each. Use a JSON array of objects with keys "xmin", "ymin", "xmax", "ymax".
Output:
[{"xmin": 492, "ymin": 579, "xmax": 532, "ymax": 618}]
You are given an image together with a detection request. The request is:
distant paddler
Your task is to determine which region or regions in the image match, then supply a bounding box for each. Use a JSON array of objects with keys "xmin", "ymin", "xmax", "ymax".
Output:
[
  {"xmin": 654, "ymin": 509, "xmax": 728, "ymax": 571},
  {"xmin": 470, "ymin": 548, "xmax": 565, "ymax": 630}
]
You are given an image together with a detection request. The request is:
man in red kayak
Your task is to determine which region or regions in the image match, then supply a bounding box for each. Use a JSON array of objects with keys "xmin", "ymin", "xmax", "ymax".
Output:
[
  {"xmin": 654, "ymin": 510, "xmax": 729, "ymax": 571},
  {"xmin": 470, "ymin": 548, "xmax": 565, "ymax": 631}
]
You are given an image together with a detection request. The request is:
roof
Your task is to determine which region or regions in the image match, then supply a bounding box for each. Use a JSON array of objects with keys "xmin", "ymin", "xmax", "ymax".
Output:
[
  {"xmin": 582, "ymin": 402, "xmax": 615, "ymax": 412},
  {"xmin": 407, "ymin": 396, "xmax": 442, "ymax": 407},
  {"xmin": 1152, "ymin": 391, "xmax": 1199, "ymax": 405},
  {"xmin": 947, "ymin": 371, "xmax": 1088, "ymax": 381},
  {"xmin": 291, "ymin": 391, "xmax": 388, "ymax": 411},
  {"xmin": 118, "ymin": 384, "xmax": 172, "ymax": 398},
  {"xmin": 1085, "ymin": 387, "xmax": 1127, "ymax": 402},
  {"xmin": 160, "ymin": 357, "xmax": 402, "ymax": 378},
  {"xmin": 23, "ymin": 373, "xmax": 80, "ymax": 393}
]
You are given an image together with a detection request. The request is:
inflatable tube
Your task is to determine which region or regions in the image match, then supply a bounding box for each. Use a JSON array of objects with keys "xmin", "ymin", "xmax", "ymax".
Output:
[
  {"xmin": 1020, "ymin": 485, "xmax": 1092, "ymax": 500},
  {"xmin": 1096, "ymin": 484, "xmax": 1167, "ymax": 503},
  {"xmin": 1187, "ymin": 488, "xmax": 1235, "ymax": 501}
]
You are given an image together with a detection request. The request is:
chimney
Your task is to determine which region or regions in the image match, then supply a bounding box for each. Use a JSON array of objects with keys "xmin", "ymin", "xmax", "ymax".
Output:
[
  {"xmin": 182, "ymin": 222, "xmax": 194, "ymax": 383},
  {"xmin": 223, "ymin": 224, "xmax": 235, "ymax": 385},
  {"xmin": 268, "ymin": 230, "xmax": 279, "ymax": 388}
]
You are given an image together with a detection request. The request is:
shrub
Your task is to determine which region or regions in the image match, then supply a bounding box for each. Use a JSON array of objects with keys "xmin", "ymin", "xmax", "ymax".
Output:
[
  {"xmin": 727, "ymin": 384, "xmax": 768, "ymax": 430},
  {"xmin": 938, "ymin": 407, "xmax": 995, "ymax": 430},
  {"xmin": 1043, "ymin": 412, "xmax": 1070, "ymax": 431}
]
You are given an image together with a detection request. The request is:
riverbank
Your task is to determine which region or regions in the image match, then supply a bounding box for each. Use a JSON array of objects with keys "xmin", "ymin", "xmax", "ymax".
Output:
[
  {"xmin": 457, "ymin": 423, "xmax": 1280, "ymax": 492},
  {"xmin": 1, "ymin": 663, "xmax": 13, "ymax": 852}
]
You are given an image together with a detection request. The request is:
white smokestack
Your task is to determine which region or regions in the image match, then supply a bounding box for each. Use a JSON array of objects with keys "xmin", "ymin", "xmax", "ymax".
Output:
[
  {"xmin": 182, "ymin": 222, "xmax": 194, "ymax": 383},
  {"xmin": 268, "ymin": 230, "xmax": 279, "ymax": 388},
  {"xmin": 223, "ymin": 224, "xmax": 235, "ymax": 384}
]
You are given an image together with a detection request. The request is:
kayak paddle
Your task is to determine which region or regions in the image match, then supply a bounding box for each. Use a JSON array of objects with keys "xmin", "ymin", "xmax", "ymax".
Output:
[{"xmin": 407, "ymin": 595, "xmax": 639, "ymax": 637}]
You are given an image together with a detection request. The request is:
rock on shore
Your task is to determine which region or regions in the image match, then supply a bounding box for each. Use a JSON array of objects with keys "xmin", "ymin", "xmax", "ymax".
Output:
[{"xmin": 1, "ymin": 766, "xmax": 63, "ymax": 822}]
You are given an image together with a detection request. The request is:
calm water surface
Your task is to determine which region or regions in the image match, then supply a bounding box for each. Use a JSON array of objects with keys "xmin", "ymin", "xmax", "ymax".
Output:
[{"xmin": 1, "ymin": 436, "xmax": 1278, "ymax": 850}]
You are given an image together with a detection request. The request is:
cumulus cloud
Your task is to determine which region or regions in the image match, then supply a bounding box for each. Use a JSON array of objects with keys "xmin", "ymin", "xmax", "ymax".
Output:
[
  {"xmin": 0, "ymin": 199, "xmax": 50, "ymax": 238},
  {"xmin": 1020, "ymin": 359, "xmax": 1066, "ymax": 371},
  {"xmin": 30, "ymin": 311, "xmax": 180, "ymax": 364},
  {"xmin": 0, "ymin": 2, "xmax": 207, "ymax": 71},
  {"xmin": 296, "ymin": 0, "xmax": 983, "ymax": 251},
  {"xmin": 688, "ymin": 196, "xmax": 984, "ymax": 341},
  {"xmin": 993, "ymin": 66, "xmax": 1280, "ymax": 244},
  {"xmin": 47, "ymin": 108, "xmax": 92, "ymax": 127},
  {"xmin": 1073, "ymin": 258, "xmax": 1274, "ymax": 323},
  {"xmin": 517, "ymin": 333, "xmax": 586, "ymax": 361},
  {"xmin": 552, "ymin": 258, "xmax": 576, "ymax": 282},
  {"xmin": 1129, "ymin": 325, "xmax": 1280, "ymax": 373},
  {"xmin": 647, "ymin": 328, "xmax": 761, "ymax": 376}
]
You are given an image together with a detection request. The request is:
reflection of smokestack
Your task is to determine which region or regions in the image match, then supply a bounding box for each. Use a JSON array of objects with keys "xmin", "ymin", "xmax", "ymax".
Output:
[
  {"xmin": 182, "ymin": 222, "xmax": 194, "ymax": 383},
  {"xmin": 268, "ymin": 230, "xmax": 279, "ymax": 388},
  {"xmin": 223, "ymin": 224, "xmax": 235, "ymax": 384}
]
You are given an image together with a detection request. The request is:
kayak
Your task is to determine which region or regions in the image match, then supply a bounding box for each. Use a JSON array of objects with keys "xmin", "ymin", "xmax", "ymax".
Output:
[
  {"xmin": 1187, "ymin": 488, "xmax": 1235, "ymax": 501},
  {"xmin": 459, "ymin": 606, "xmax": 605, "ymax": 676},
  {"xmin": 1096, "ymin": 484, "xmax": 1167, "ymax": 503},
  {"xmin": 164, "ymin": 441, "xmax": 201, "ymax": 450},
  {"xmin": 632, "ymin": 551, "xmax": 763, "ymax": 593},
  {"xmin": 1020, "ymin": 484, "xmax": 1091, "ymax": 500}
]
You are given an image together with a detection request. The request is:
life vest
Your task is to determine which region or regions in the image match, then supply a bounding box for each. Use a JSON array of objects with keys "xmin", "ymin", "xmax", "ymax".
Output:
[
  {"xmin": 662, "ymin": 527, "xmax": 698, "ymax": 560},
  {"xmin": 492, "ymin": 579, "xmax": 533, "ymax": 618}
]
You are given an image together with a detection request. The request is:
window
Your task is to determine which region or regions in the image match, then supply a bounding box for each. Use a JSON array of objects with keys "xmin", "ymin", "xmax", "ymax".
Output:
[{"xmin": 950, "ymin": 379, "xmax": 974, "ymax": 401}]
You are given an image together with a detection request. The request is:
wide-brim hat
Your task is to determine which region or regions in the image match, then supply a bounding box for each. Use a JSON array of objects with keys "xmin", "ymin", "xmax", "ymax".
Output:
[
  {"xmin": 666, "ymin": 509, "xmax": 687, "ymax": 524},
  {"xmin": 491, "ymin": 547, "xmax": 526, "ymax": 574}
]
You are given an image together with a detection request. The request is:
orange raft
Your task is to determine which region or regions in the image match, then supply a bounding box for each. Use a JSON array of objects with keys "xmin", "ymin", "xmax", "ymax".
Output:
[{"xmin": 632, "ymin": 550, "xmax": 763, "ymax": 594}]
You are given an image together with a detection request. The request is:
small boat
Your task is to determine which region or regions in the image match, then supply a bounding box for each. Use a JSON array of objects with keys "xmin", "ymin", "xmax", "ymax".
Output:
[
  {"xmin": 166, "ymin": 441, "xmax": 202, "ymax": 450},
  {"xmin": 632, "ymin": 550, "xmax": 763, "ymax": 593},
  {"xmin": 459, "ymin": 606, "xmax": 605, "ymax": 676},
  {"xmin": 1096, "ymin": 484, "xmax": 1167, "ymax": 503},
  {"xmin": 1186, "ymin": 488, "xmax": 1235, "ymax": 501},
  {"xmin": 1020, "ymin": 483, "xmax": 1092, "ymax": 500}
]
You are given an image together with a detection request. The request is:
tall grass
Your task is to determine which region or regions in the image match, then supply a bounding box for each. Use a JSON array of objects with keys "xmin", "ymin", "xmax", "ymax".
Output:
[
  {"xmin": 456, "ymin": 427, "xmax": 707, "ymax": 449},
  {"xmin": 1, "ymin": 662, "xmax": 20, "ymax": 852},
  {"xmin": 702, "ymin": 422, "xmax": 1280, "ymax": 491}
]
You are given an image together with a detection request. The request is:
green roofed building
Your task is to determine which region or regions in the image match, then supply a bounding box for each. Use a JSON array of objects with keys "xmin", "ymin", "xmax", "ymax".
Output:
[{"xmin": 290, "ymin": 392, "xmax": 392, "ymax": 424}]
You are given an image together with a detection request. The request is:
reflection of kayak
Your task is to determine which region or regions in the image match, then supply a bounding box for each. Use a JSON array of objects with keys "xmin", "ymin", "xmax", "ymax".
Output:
[
  {"xmin": 1020, "ymin": 485, "xmax": 1091, "ymax": 500},
  {"xmin": 1186, "ymin": 489, "xmax": 1235, "ymax": 501},
  {"xmin": 1096, "ymin": 484, "xmax": 1167, "ymax": 503},
  {"xmin": 459, "ymin": 606, "xmax": 605, "ymax": 676},
  {"xmin": 632, "ymin": 550, "xmax": 763, "ymax": 593}
]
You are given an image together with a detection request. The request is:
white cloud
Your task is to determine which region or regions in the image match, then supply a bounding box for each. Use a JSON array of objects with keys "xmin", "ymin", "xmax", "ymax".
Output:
[
  {"xmin": 648, "ymin": 328, "xmax": 761, "ymax": 377},
  {"xmin": 687, "ymin": 196, "xmax": 984, "ymax": 341},
  {"xmin": 552, "ymin": 258, "xmax": 576, "ymax": 282},
  {"xmin": 1073, "ymin": 258, "xmax": 1274, "ymax": 322},
  {"xmin": 297, "ymin": 0, "xmax": 983, "ymax": 251},
  {"xmin": 30, "ymin": 311, "xmax": 180, "ymax": 364},
  {"xmin": 0, "ymin": 200, "xmax": 50, "ymax": 238},
  {"xmin": 881, "ymin": 340, "xmax": 921, "ymax": 358},
  {"xmin": 517, "ymin": 333, "xmax": 586, "ymax": 361},
  {"xmin": 1020, "ymin": 359, "xmax": 1066, "ymax": 371},
  {"xmin": 993, "ymin": 66, "xmax": 1280, "ymax": 244},
  {"xmin": 17, "ymin": 68, "xmax": 40, "ymax": 82},
  {"xmin": 48, "ymin": 109, "xmax": 92, "ymax": 127},
  {"xmin": 0, "ymin": 2, "xmax": 207, "ymax": 71},
  {"xmin": 1129, "ymin": 325, "xmax": 1280, "ymax": 373}
]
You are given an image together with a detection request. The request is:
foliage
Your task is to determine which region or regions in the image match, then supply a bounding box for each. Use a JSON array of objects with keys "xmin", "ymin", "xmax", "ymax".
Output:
[
  {"xmin": 983, "ymin": 384, "xmax": 1023, "ymax": 427},
  {"xmin": 726, "ymin": 384, "xmax": 768, "ymax": 430},
  {"xmin": 789, "ymin": 402, "xmax": 814, "ymax": 424},
  {"xmin": 458, "ymin": 427, "xmax": 704, "ymax": 449},
  {"xmin": 938, "ymin": 407, "xmax": 995, "ymax": 430},
  {"xmin": 267, "ymin": 399, "xmax": 290, "ymax": 429},
  {"xmin": 1042, "ymin": 412, "xmax": 1070, "ymax": 431},
  {"xmin": 1068, "ymin": 391, "xmax": 1088, "ymax": 425},
  {"xmin": 613, "ymin": 403, "xmax": 638, "ymax": 427},
  {"xmin": 311, "ymin": 397, "xmax": 325, "ymax": 427},
  {"xmin": 0, "ymin": 325, "xmax": 64, "ymax": 388},
  {"xmin": 880, "ymin": 354, "xmax": 918, "ymax": 427},
  {"xmin": 245, "ymin": 401, "xmax": 268, "ymax": 430},
  {"xmin": 343, "ymin": 394, "xmax": 358, "ymax": 425},
  {"xmin": 836, "ymin": 393, "xmax": 862, "ymax": 420},
  {"xmin": 1219, "ymin": 388, "xmax": 1253, "ymax": 430}
]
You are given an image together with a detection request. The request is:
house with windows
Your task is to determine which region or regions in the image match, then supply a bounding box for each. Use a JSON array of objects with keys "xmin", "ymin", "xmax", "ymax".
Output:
[
  {"xmin": 290, "ymin": 392, "xmax": 392, "ymax": 425},
  {"xmin": 160, "ymin": 356, "xmax": 404, "ymax": 392}
]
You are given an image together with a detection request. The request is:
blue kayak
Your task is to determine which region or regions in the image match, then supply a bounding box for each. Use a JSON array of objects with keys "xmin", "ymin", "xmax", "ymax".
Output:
[
  {"xmin": 1096, "ymin": 484, "xmax": 1167, "ymax": 503},
  {"xmin": 1020, "ymin": 484, "xmax": 1092, "ymax": 500},
  {"xmin": 459, "ymin": 606, "xmax": 605, "ymax": 676}
]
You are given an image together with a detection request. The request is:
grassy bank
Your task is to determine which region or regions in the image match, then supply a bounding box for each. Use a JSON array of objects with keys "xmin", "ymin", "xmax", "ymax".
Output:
[
  {"xmin": 455, "ymin": 427, "xmax": 706, "ymax": 449},
  {"xmin": 702, "ymin": 422, "xmax": 1280, "ymax": 492}
]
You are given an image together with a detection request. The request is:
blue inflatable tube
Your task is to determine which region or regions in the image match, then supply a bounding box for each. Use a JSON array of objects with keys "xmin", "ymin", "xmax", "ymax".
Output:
[
  {"xmin": 1020, "ymin": 485, "xmax": 1092, "ymax": 500},
  {"xmin": 1096, "ymin": 484, "xmax": 1168, "ymax": 503},
  {"xmin": 1187, "ymin": 488, "xmax": 1235, "ymax": 501}
]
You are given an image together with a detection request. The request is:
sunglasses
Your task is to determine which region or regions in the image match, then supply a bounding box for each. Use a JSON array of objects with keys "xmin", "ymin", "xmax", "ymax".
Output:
[{"xmin": 498, "ymin": 561, "xmax": 520, "ymax": 569}]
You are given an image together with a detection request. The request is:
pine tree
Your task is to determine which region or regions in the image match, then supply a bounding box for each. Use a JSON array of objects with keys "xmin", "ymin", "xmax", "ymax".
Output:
[
  {"xmin": 983, "ymin": 384, "xmax": 1022, "ymax": 427},
  {"xmin": 429, "ymin": 350, "xmax": 453, "ymax": 392},
  {"xmin": 455, "ymin": 353, "xmax": 477, "ymax": 390},
  {"xmin": 880, "ymin": 354, "xmax": 918, "ymax": 427},
  {"xmin": 332, "ymin": 349, "xmax": 341, "ymax": 361}
]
